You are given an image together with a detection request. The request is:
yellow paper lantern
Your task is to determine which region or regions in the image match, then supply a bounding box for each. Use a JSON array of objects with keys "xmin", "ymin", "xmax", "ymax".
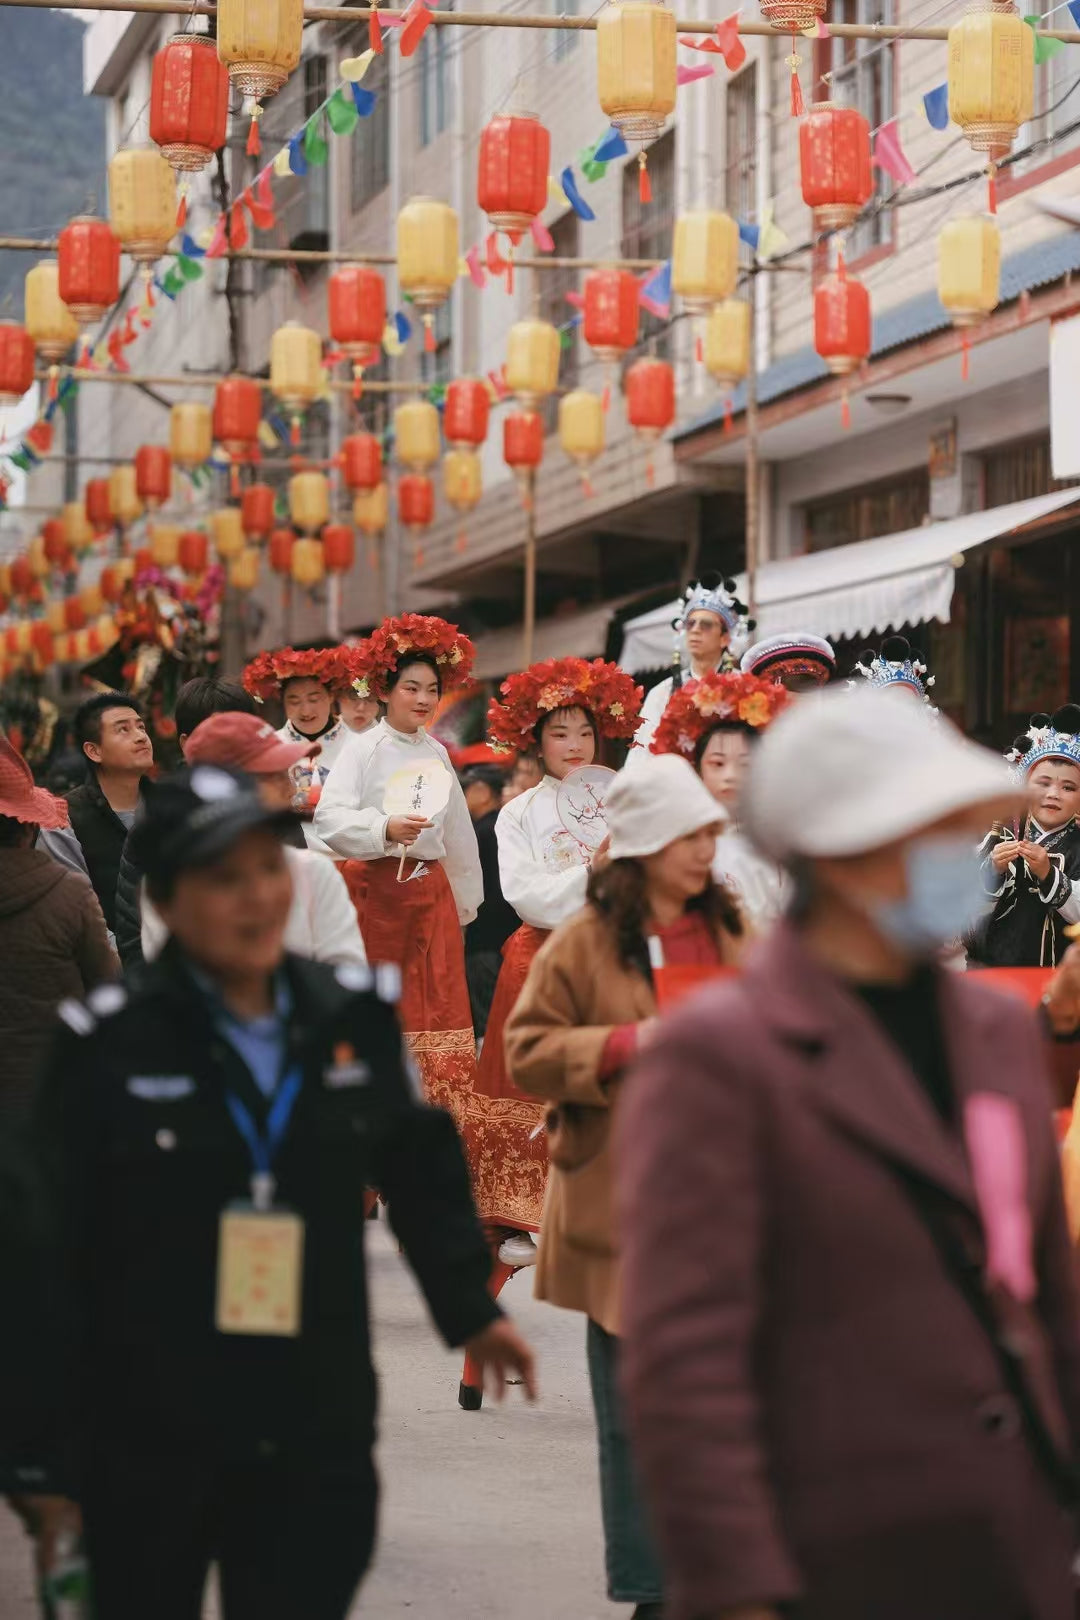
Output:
[
  {"xmin": 394, "ymin": 401, "xmax": 441, "ymax": 473},
  {"xmin": 170, "ymin": 401, "xmax": 213, "ymax": 469},
  {"xmin": 505, "ymin": 318, "xmax": 561, "ymax": 408},
  {"xmin": 288, "ymin": 471, "xmax": 330, "ymax": 534},
  {"xmin": 27, "ymin": 535, "xmax": 49, "ymax": 580},
  {"xmin": 25, "ymin": 261, "xmax": 79, "ymax": 363},
  {"xmin": 114, "ymin": 557, "xmax": 137, "ymax": 589},
  {"xmin": 938, "ymin": 215, "xmax": 1001, "ymax": 327},
  {"xmin": 108, "ymin": 465, "xmax": 144, "ymax": 528},
  {"xmin": 704, "ymin": 298, "xmax": 751, "ymax": 390},
  {"xmin": 80, "ymin": 581, "xmax": 104, "ymax": 618},
  {"xmin": 291, "ymin": 536, "xmax": 325, "ymax": 587},
  {"xmin": 597, "ymin": 0, "xmax": 676, "ymax": 200},
  {"xmin": 443, "ymin": 449, "xmax": 483, "ymax": 513},
  {"xmin": 46, "ymin": 599, "xmax": 66, "ymax": 635},
  {"xmin": 396, "ymin": 197, "xmax": 458, "ymax": 346},
  {"xmin": 270, "ymin": 322, "xmax": 324, "ymax": 419},
  {"xmin": 229, "ymin": 546, "xmax": 261, "ymax": 591},
  {"xmin": 73, "ymin": 628, "xmax": 92, "ymax": 663},
  {"xmin": 947, "ymin": 5, "xmax": 1034, "ymax": 156},
  {"xmin": 108, "ymin": 148, "xmax": 178, "ymax": 264},
  {"xmin": 217, "ymin": 0, "xmax": 303, "ymax": 105},
  {"xmin": 150, "ymin": 522, "xmax": 183, "ymax": 569},
  {"xmin": 0, "ymin": 563, "xmax": 10, "ymax": 597},
  {"xmin": 211, "ymin": 506, "xmax": 245, "ymax": 559},
  {"xmin": 53, "ymin": 633, "xmax": 71, "ymax": 665},
  {"xmin": 10, "ymin": 621, "xmax": 32, "ymax": 657},
  {"xmin": 672, "ymin": 210, "xmax": 739, "ymax": 314},
  {"xmin": 353, "ymin": 483, "xmax": 389, "ymax": 536},
  {"xmin": 558, "ymin": 389, "xmax": 606, "ymax": 470},
  {"xmin": 61, "ymin": 499, "xmax": 94, "ymax": 553},
  {"xmin": 95, "ymin": 613, "xmax": 119, "ymax": 652}
]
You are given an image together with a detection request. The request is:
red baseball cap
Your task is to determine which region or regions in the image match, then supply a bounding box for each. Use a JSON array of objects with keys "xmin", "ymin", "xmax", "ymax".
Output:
[{"xmin": 184, "ymin": 711, "xmax": 315, "ymax": 774}]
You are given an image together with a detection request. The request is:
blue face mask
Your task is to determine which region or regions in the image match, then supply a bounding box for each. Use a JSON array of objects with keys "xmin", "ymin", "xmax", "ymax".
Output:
[{"xmin": 872, "ymin": 835, "xmax": 988, "ymax": 957}]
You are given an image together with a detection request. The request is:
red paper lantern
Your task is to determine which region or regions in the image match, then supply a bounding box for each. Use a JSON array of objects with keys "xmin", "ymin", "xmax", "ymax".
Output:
[
  {"xmin": 444, "ymin": 379, "xmax": 490, "ymax": 449},
  {"xmin": 269, "ymin": 528, "xmax": 295, "ymax": 574},
  {"xmin": 150, "ymin": 34, "xmax": 230, "ymax": 173},
  {"xmin": 397, "ymin": 474, "xmax": 435, "ymax": 530},
  {"xmin": 340, "ymin": 432, "xmax": 383, "ymax": 493},
  {"xmin": 42, "ymin": 519, "xmax": 68, "ymax": 567},
  {"xmin": 133, "ymin": 548, "xmax": 154, "ymax": 577},
  {"xmin": 213, "ymin": 376, "xmax": 262, "ymax": 454},
  {"xmin": 328, "ymin": 266, "xmax": 387, "ymax": 365},
  {"xmin": 63, "ymin": 597, "xmax": 86, "ymax": 633},
  {"xmin": 0, "ymin": 321, "xmax": 35, "ymax": 406},
  {"xmin": 84, "ymin": 478, "xmax": 113, "ymax": 534},
  {"xmin": 4, "ymin": 626, "xmax": 20, "ymax": 658},
  {"xmin": 9, "ymin": 556, "xmax": 33, "ymax": 597},
  {"xmin": 584, "ymin": 269, "xmax": 640, "ymax": 362},
  {"xmin": 322, "ymin": 523, "xmax": 355, "ymax": 574},
  {"xmin": 800, "ymin": 103, "xmax": 874, "ymax": 233},
  {"xmin": 134, "ymin": 444, "xmax": 172, "ymax": 509},
  {"xmin": 477, "ymin": 114, "xmax": 550, "ymax": 241},
  {"xmin": 625, "ymin": 358, "xmax": 676, "ymax": 438},
  {"xmin": 814, "ymin": 270, "xmax": 872, "ymax": 376},
  {"xmin": 57, "ymin": 216, "xmax": 121, "ymax": 326},
  {"xmin": 241, "ymin": 482, "xmax": 276, "ymax": 540},
  {"xmin": 99, "ymin": 565, "xmax": 123, "ymax": 604},
  {"xmin": 503, "ymin": 410, "xmax": 544, "ymax": 472},
  {"xmin": 179, "ymin": 530, "xmax": 209, "ymax": 576},
  {"xmin": 31, "ymin": 622, "xmax": 54, "ymax": 667}
]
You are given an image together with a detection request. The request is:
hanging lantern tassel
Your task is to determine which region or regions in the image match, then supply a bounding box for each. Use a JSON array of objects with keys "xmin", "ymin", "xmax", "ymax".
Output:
[
  {"xmin": 840, "ymin": 383, "xmax": 851, "ymax": 431},
  {"xmin": 645, "ymin": 454, "xmax": 656, "ymax": 489},
  {"xmin": 987, "ymin": 162, "xmax": 997, "ymax": 216},
  {"xmin": 230, "ymin": 459, "xmax": 240, "ymax": 498},
  {"xmin": 506, "ymin": 240, "xmax": 515, "ymax": 296},
  {"xmin": 580, "ymin": 471, "xmax": 595, "ymax": 499},
  {"xmin": 414, "ymin": 541, "xmax": 425, "ymax": 569},
  {"xmin": 352, "ymin": 363, "xmax": 364, "ymax": 401},
  {"xmin": 423, "ymin": 314, "xmax": 436, "ymax": 353},
  {"xmin": 788, "ymin": 35, "xmax": 805, "ymax": 117},
  {"xmin": 247, "ymin": 104, "xmax": 263, "ymax": 158},
  {"xmin": 638, "ymin": 151, "xmax": 652, "ymax": 205},
  {"xmin": 961, "ymin": 327, "xmax": 971, "ymax": 383},
  {"xmin": 290, "ymin": 415, "xmax": 301, "ymax": 447},
  {"xmin": 455, "ymin": 526, "xmax": 467, "ymax": 555},
  {"xmin": 695, "ymin": 327, "xmax": 704, "ymax": 366},
  {"xmin": 176, "ymin": 180, "xmax": 189, "ymax": 230},
  {"xmin": 723, "ymin": 396, "xmax": 733, "ymax": 435},
  {"xmin": 370, "ymin": 3, "xmax": 383, "ymax": 52},
  {"xmin": 367, "ymin": 539, "xmax": 378, "ymax": 575},
  {"xmin": 47, "ymin": 364, "xmax": 58, "ymax": 405}
]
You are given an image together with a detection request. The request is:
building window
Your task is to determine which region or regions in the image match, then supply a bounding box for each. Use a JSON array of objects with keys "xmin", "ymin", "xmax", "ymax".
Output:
[
  {"xmin": 257, "ymin": 55, "xmax": 329, "ymax": 270},
  {"xmin": 621, "ymin": 128, "xmax": 675, "ymax": 361},
  {"xmin": 1015, "ymin": 50, "xmax": 1080, "ymax": 176},
  {"xmin": 814, "ymin": 0, "xmax": 895, "ymax": 259},
  {"xmin": 803, "ymin": 466, "xmax": 929, "ymax": 551},
  {"xmin": 351, "ymin": 49, "xmax": 390, "ymax": 212},
  {"xmin": 355, "ymin": 352, "xmax": 391, "ymax": 440},
  {"xmin": 419, "ymin": 3, "xmax": 452, "ymax": 147},
  {"xmin": 982, "ymin": 435, "xmax": 1080, "ymax": 507},
  {"xmin": 538, "ymin": 211, "xmax": 580, "ymax": 430},
  {"xmin": 420, "ymin": 301, "xmax": 453, "ymax": 386},
  {"xmin": 553, "ymin": 0, "xmax": 580, "ymax": 62},
  {"xmin": 724, "ymin": 65, "xmax": 757, "ymax": 223}
]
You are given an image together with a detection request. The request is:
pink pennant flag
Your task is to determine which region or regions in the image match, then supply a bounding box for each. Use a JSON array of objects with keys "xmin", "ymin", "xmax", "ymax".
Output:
[
  {"xmin": 564, "ymin": 289, "xmax": 585, "ymax": 310},
  {"xmin": 530, "ymin": 218, "xmax": 555, "ymax": 252},
  {"xmin": 677, "ymin": 62, "xmax": 714, "ymax": 85},
  {"xmin": 205, "ymin": 215, "xmax": 228, "ymax": 259},
  {"xmin": 679, "ymin": 32, "xmax": 724, "ymax": 51},
  {"xmin": 873, "ymin": 119, "xmax": 916, "ymax": 187},
  {"xmin": 464, "ymin": 244, "xmax": 487, "ymax": 289},
  {"xmin": 815, "ymin": 15, "xmax": 830, "ymax": 35},
  {"xmin": 714, "ymin": 13, "xmax": 747, "ymax": 70},
  {"xmin": 254, "ymin": 168, "xmax": 275, "ymax": 211}
]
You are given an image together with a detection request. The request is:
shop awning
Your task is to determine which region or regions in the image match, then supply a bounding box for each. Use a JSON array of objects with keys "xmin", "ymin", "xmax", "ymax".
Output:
[
  {"xmin": 471, "ymin": 594, "xmax": 644, "ymax": 681},
  {"xmin": 619, "ymin": 488, "xmax": 1080, "ymax": 672}
]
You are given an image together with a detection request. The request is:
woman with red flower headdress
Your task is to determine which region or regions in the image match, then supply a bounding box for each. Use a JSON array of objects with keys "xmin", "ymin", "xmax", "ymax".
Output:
[
  {"xmin": 313, "ymin": 616, "xmax": 482, "ymax": 1109},
  {"xmin": 651, "ymin": 670, "xmax": 791, "ymax": 930},
  {"xmin": 242, "ymin": 646, "xmax": 355, "ymax": 812},
  {"xmin": 461, "ymin": 658, "xmax": 643, "ymax": 1266}
]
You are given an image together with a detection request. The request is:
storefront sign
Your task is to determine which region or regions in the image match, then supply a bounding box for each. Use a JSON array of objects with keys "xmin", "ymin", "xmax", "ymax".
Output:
[{"xmin": 1050, "ymin": 313, "xmax": 1080, "ymax": 480}]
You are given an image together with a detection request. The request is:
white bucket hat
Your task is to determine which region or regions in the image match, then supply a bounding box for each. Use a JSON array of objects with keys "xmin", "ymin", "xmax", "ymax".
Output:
[
  {"xmin": 742, "ymin": 684, "xmax": 1023, "ymax": 862},
  {"xmin": 607, "ymin": 752, "xmax": 725, "ymax": 861}
]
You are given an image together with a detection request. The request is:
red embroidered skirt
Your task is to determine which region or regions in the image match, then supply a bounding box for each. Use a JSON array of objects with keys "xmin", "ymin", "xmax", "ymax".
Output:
[
  {"xmin": 343, "ymin": 856, "xmax": 475, "ymax": 1114},
  {"xmin": 458, "ymin": 923, "xmax": 550, "ymax": 1232}
]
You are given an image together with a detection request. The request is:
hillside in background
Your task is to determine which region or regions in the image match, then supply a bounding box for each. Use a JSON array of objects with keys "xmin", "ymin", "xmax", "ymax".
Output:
[{"xmin": 0, "ymin": 8, "xmax": 107, "ymax": 320}]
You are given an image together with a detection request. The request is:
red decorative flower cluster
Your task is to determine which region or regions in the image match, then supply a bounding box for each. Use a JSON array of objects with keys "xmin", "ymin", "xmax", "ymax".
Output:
[
  {"xmin": 488, "ymin": 657, "xmax": 644, "ymax": 752},
  {"xmin": 650, "ymin": 671, "xmax": 790, "ymax": 759},
  {"xmin": 351, "ymin": 614, "xmax": 476, "ymax": 698},
  {"xmin": 242, "ymin": 645, "xmax": 354, "ymax": 704}
]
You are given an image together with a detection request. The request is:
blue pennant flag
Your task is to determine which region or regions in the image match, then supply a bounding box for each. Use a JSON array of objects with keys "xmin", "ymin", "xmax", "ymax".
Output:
[
  {"xmin": 738, "ymin": 220, "xmax": 761, "ymax": 251},
  {"xmin": 351, "ymin": 83, "xmax": 377, "ymax": 116},
  {"xmin": 923, "ymin": 83, "xmax": 949, "ymax": 131},
  {"xmin": 1069, "ymin": 0, "xmax": 1080, "ymax": 26},
  {"xmin": 180, "ymin": 232, "xmax": 206, "ymax": 260},
  {"xmin": 394, "ymin": 311, "xmax": 412, "ymax": 344},
  {"xmin": 560, "ymin": 165, "xmax": 596, "ymax": 222},
  {"xmin": 593, "ymin": 125, "xmax": 629, "ymax": 163},
  {"xmin": 266, "ymin": 414, "xmax": 289, "ymax": 444},
  {"xmin": 288, "ymin": 132, "xmax": 308, "ymax": 176},
  {"xmin": 639, "ymin": 260, "xmax": 672, "ymax": 320}
]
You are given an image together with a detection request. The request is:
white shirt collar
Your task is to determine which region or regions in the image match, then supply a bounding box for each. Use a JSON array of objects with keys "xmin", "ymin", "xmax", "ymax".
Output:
[{"xmin": 381, "ymin": 719, "xmax": 426, "ymax": 746}]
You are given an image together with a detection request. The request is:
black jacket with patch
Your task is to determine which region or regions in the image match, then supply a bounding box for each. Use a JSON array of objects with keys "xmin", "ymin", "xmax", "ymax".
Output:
[
  {"xmin": 35, "ymin": 944, "xmax": 499, "ymax": 1484},
  {"xmin": 65, "ymin": 773, "xmax": 143, "ymax": 935}
]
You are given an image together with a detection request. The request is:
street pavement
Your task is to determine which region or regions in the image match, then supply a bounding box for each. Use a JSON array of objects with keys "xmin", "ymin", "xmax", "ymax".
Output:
[{"xmin": 0, "ymin": 1220, "xmax": 613, "ymax": 1618}]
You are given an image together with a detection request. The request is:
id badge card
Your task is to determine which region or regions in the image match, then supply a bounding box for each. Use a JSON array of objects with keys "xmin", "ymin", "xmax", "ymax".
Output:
[{"xmin": 215, "ymin": 1202, "xmax": 305, "ymax": 1337}]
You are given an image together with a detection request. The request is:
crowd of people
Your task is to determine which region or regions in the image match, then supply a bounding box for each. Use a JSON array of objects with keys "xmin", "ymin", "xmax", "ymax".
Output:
[{"xmin": 3, "ymin": 584, "xmax": 1080, "ymax": 1620}]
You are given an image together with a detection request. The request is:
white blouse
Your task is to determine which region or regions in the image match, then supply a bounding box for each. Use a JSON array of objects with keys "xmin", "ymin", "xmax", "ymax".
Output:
[
  {"xmin": 712, "ymin": 828, "xmax": 789, "ymax": 933},
  {"xmin": 497, "ymin": 777, "xmax": 590, "ymax": 932},
  {"xmin": 276, "ymin": 717, "xmax": 351, "ymax": 799},
  {"xmin": 313, "ymin": 719, "xmax": 483, "ymax": 925}
]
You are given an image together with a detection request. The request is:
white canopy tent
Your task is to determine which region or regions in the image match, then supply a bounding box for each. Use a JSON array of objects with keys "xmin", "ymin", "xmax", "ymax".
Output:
[{"xmin": 619, "ymin": 489, "xmax": 1080, "ymax": 674}]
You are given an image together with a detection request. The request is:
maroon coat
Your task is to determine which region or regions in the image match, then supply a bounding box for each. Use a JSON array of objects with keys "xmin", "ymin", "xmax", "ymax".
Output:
[{"xmin": 617, "ymin": 923, "xmax": 1080, "ymax": 1620}]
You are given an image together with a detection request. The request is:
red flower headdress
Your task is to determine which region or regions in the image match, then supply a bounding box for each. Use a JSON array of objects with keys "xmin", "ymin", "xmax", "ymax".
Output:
[
  {"xmin": 488, "ymin": 657, "xmax": 644, "ymax": 753},
  {"xmin": 650, "ymin": 671, "xmax": 790, "ymax": 759},
  {"xmin": 242, "ymin": 645, "xmax": 354, "ymax": 704},
  {"xmin": 350, "ymin": 614, "xmax": 476, "ymax": 699}
]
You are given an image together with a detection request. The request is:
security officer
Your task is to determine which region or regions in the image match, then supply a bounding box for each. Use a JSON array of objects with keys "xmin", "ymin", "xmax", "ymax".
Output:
[{"xmin": 36, "ymin": 764, "xmax": 534, "ymax": 1620}]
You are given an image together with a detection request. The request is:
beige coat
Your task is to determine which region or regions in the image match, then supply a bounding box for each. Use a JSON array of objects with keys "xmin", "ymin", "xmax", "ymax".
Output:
[{"xmin": 505, "ymin": 903, "xmax": 739, "ymax": 1333}]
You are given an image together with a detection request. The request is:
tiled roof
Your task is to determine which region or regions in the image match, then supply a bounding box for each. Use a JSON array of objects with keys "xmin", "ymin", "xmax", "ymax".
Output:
[{"xmin": 676, "ymin": 229, "xmax": 1080, "ymax": 440}]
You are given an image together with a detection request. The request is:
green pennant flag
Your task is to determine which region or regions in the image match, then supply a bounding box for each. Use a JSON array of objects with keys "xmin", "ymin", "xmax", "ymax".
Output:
[
  {"xmin": 1024, "ymin": 14, "xmax": 1064, "ymax": 62},
  {"xmin": 161, "ymin": 269, "xmax": 183, "ymax": 297},
  {"xmin": 304, "ymin": 115, "xmax": 329, "ymax": 166},
  {"xmin": 10, "ymin": 450, "xmax": 31, "ymax": 471},
  {"xmin": 559, "ymin": 328, "xmax": 573, "ymax": 350},
  {"xmin": 326, "ymin": 87, "xmax": 359, "ymax": 136},
  {"xmin": 177, "ymin": 254, "xmax": 204, "ymax": 283},
  {"xmin": 580, "ymin": 140, "xmax": 609, "ymax": 183}
]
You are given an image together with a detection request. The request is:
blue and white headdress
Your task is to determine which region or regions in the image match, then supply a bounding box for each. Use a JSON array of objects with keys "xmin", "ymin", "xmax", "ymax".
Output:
[
  {"xmin": 853, "ymin": 636, "xmax": 934, "ymax": 702},
  {"xmin": 1008, "ymin": 705, "xmax": 1080, "ymax": 776},
  {"xmin": 671, "ymin": 575, "xmax": 755, "ymax": 682}
]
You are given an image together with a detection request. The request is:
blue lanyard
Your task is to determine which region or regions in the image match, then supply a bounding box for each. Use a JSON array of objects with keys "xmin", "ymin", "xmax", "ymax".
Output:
[{"xmin": 225, "ymin": 1067, "xmax": 304, "ymax": 1208}]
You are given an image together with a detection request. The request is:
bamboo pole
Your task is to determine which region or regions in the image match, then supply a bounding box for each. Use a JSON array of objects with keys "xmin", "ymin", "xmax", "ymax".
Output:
[
  {"xmin": 0, "ymin": 236, "xmax": 664, "ymax": 271},
  {"xmin": 34, "ymin": 368, "xmax": 425, "ymax": 394}
]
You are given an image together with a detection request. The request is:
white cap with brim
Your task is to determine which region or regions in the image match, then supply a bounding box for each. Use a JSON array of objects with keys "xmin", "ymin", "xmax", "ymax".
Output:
[
  {"xmin": 607, "ymin": 752, "xmax": 725, "ymax": 861},
  {"xmin": 742, "ymin": 684, "xmax": 1025, "ymax": 863}
]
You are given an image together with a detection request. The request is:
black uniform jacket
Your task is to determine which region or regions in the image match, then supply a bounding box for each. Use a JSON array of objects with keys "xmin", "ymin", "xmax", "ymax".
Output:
[{"xmin": 36, "ymin": 944, "xmax": 499, "ymax": 1482}]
